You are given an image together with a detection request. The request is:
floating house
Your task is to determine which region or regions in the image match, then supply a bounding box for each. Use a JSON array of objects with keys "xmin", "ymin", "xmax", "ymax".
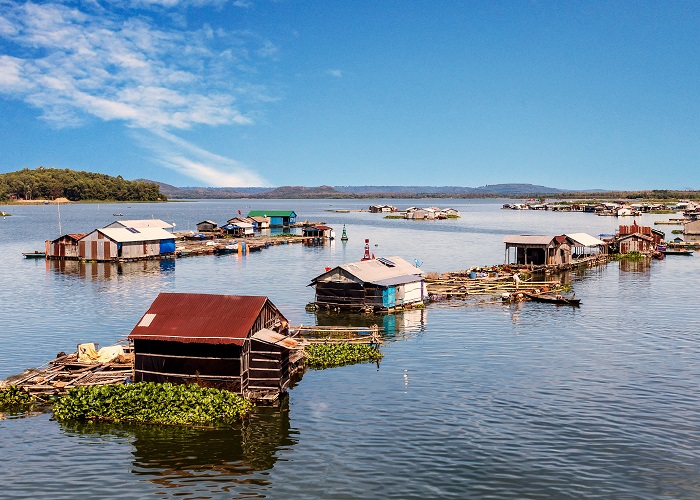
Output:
[
  {"xmin": 248, "ymin": 216, "xmax": 271, "ymax": 229},
  {"xmin": 503, "ymin": 235, "xmax": 571, "ymax": 266},
  {"xmin": 612, "ymin": 223, "xmax": 664, "ymax": 253},
  {"xmin": 77, "ymin": 227, "xmax": 176, "ymax": 261},
  {"xmin": 309, "ymin": 256, "xmax": 426, "ymax": 312},
  {"xmin": 127, "ymin": 293, "xmax": 301, "ymax": 398},
  {"xmin": 221, "ymin": 220, "xmax": 254, "ymax": 237},
  {"xmin": 45, "ymin": 233, "xmax": 87, "ymax": 260},
  {"xmin": 369, "ymin": 204, "xmax": 397, "ymax": 213},
  {"xmin": 302, "ymin": 225, "xmax": 334, "ymax": 239},
  {"xmin": 104, "ymin": 219, "xmax": 173, "ymax": 230},
  {"xmin": 616, "ymin": 232, "xmax": 655, "ymax": 254},
  {"xmin": 196, "ymin": 220, "xmax": 218, "ymax": 232},
  {"xmin": 247, "ymin": 210, "xmax": 296, "ymax": 227},
  {"xmin": 684, "ymin": 220, "xmax": 700, "ymax": 238}
]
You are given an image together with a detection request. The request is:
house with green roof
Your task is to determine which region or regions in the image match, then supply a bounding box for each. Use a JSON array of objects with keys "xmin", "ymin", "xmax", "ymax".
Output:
[{"xmin": 247, "ymin": 210, "xmax": 296, "ymax": 227}]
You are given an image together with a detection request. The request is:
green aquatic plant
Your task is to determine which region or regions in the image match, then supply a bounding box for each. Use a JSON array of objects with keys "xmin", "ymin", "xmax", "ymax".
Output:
[
  {"xmin": 305, "ymin": 343, "xmax": 384, "ymax": 369},
  {"xmin": 0, "ymin": 386, "xmax": 37, "ymax": 410},
  {"xmin": 611, "ymin": 251, "xmax": 648, "ymax": 262},
  {"xmin": 52, "ymin": 382, "xmax": 254, "ymax": 427}
]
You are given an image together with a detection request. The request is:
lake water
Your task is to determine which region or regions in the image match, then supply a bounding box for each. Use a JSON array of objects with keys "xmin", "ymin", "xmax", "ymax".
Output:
[{"xmin": 1, "ymin": 199, "xmax": 699, "ymax": 498}]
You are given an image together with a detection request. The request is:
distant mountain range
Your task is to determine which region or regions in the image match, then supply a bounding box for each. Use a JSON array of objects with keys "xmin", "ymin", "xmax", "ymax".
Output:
[{"xmin": 139, "ymin": 181, "xmax": 580, "ymax": 199}]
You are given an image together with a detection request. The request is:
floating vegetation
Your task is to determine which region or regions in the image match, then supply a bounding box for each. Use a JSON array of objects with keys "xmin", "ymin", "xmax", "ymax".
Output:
[
  {"xmin": 52, "ymin": 382, "xmax": 254, "ymax": 427},
  {"xmin": 305, "ymin": 343, "xmax": 383, "ymax": 369},
  {"xmin": 0, "ymin": 386, "xmax": 37, "ymax": 411},
  {"xmin": 611, "ymin": 251, "xmax": 648, "ymax": 261}
]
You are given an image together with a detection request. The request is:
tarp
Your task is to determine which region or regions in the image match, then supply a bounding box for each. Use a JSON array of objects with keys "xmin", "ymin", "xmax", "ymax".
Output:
[{"xmin": 77, "ymin": 343, "xmax": 125, "ymax": 363}]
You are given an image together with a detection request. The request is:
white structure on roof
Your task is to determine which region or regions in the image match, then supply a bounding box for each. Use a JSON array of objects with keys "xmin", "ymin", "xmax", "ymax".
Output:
[{"xmin": 104, "ymin": 219, "xmax": 173, "ymax": 230}]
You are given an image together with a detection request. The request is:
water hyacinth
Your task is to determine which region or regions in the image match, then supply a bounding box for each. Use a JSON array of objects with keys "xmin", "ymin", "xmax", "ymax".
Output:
[
  {"xmin": 305, "ymin": 343, "xmax": 384, "ymax": 369},
  {"xmin": 52, "ymin": 382, "xmax": 254, "ymax": 427},
  {"xmin": 0, "ymin": 386, "xmax": 37, "ymax": 410}
]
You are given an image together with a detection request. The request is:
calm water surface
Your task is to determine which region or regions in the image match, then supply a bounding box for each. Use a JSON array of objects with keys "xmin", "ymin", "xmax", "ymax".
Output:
[{"xmin": 1, "ymin": 199, "xmax": 699, "ymax": 498}]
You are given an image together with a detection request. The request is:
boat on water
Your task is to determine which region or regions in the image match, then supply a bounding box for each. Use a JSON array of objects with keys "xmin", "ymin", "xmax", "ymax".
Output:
[
  {"xmin": 113, "ymin": 213, "xmax": 124, "ymax": 217},
  {"xmin": 661, "ymin": 249, "xmax": 695, "ymax": 256},
  {"xmin": 524, "ymin": 292, "xmax": 581, "ymax": 306},
  {"xmin": 23, "ymin": 251, "xmax": 46, "ymax": 259}
]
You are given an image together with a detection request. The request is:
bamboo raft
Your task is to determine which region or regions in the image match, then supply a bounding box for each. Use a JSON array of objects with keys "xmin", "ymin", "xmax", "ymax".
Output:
[
  {"xmin": 1, "ymin": 350, "xmax": 134, "ymax": 398},
  {"xmin": 426, "ymin": 274, "xmax": 563, "ymax": 299},
  {"xmin": 291, "ymin": 325, "xmax": 383, "ymax": 345}
]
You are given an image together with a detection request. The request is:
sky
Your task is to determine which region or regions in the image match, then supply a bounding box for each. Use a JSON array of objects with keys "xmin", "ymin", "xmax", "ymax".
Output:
[{"xmin": 0, "ymin": 1, "xmax": 698, "ymax": 190}]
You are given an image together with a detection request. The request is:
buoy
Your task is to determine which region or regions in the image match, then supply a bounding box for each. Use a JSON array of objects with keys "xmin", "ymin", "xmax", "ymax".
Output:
[{"xmin": 340, "ymin": 224, "xmax": 348, "ymax": 241}]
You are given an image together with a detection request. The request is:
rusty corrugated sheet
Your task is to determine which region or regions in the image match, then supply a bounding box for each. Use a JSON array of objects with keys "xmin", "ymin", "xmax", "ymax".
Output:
[
  {"xmin": 128, "ymin": 293, "xmax": 271, "ymax": 345},
  {"xmin": 252, "ymin": 328, "xmax": 300, "ymax": 349}
]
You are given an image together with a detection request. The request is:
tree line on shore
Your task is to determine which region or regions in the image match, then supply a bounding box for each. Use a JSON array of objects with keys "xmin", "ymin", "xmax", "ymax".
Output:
[{"xmin": 0, "ymin": 167, "xmax": 166, "ymax": 202}]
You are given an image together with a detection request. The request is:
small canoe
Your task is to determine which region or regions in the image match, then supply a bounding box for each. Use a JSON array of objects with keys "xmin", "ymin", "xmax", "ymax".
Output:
[
  {"xmin": 525, "ymin": 293, "xmax": 581, "ymax": 306},
  {"xmin": 23, "ymin": 251, "xmax": 46, "ymax": 259},
  {"xmin": 662, "ymin": 249, "xmax": 694, "ymax": 256}
]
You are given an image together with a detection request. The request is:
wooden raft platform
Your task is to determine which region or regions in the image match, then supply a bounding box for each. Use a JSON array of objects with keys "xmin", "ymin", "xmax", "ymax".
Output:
[
  {"xmin": 291, "ymin": 325, "xmax": 383, "ymax": 345},
  {"xmin": 1, "ymin": 351, "xmax": 134, "ymax": 397}
]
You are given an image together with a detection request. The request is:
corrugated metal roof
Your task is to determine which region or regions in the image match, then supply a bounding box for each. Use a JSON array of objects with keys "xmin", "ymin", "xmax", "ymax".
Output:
[
  {"xmin": 94, "ymin": 227, "xmax": 175, "ymax": 243},
  {"xmin": 503, "ymin": 235, "xmax": 556, "ymax": 245},
  {"xmin": 372, "ymin": 275, "xmax": 425, "ymax": 287},
  {"xmin": 128, "ymin": 293, "xmax": 274, "ymax": 345},
  {"xmin": 108, "ymin": 219, "xmax": 173, "ymax": 229},
  {"xmin": 313, "ymin": 256, "xmax": 423, "ymax": 286},
  {"xmin": 252, "ymin": 328, "xmax": 300, "ymax": 349},
  {"xmin": 247, "ymin": 210, "xmax": 296, "ymax": 217},
  {"xmin": 566, "ymin": 233, "xmax": 607, "ymax": 247}
]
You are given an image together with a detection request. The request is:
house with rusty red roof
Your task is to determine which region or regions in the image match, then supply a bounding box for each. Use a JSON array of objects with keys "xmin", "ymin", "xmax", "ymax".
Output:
[{"xmin": 127, "ymin": 293, "xmax": 302, "ymax": 399}]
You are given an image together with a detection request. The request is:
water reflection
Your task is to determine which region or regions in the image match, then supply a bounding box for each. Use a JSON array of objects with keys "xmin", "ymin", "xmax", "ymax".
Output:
[
  {"xmin": 312, "ymin": 308, "xmax": 427, "ymax": 338},
  {"xmin": 619, "ymin": 257, "xmax": 652, "ymax": 273},
  {"xmin": 59, "ymin": 399, "xmax": 296, "ymax": 497},
  {"xmin": 47, "ymin": 259, "xmax": 175, "ymax": 280}
]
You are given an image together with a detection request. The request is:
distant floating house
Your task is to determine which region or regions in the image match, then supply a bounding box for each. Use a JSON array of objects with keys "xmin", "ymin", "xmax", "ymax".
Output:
[
  {"xmin": 302, "ymin": 225, "xmax": 334, "ymax": 239},
  {"xmin": 684, "ymin": 220, "xmax": 700, "ymax": 239},
  {"xmin": 222, "ymin": 219, "xmax": 254, "ymax": 237},
  {"xmin": 248, "ymin": 216, "xmax": 271, "ymax": 229},
  {"xmin": 77, "ymin": 227, "xmax": 176, "ymax": 261},
  {"xmin": 127, "ymin": 293, "xmax": 302, "ymax": 398},
  {"xmin": 45, "ymin": 233, "xmax": 87, "ymax": 260},
  {"xmin": 196, "ymin": 220, "xmax": 218, "ymax": 232},
  {"xmin": 104, "ymin": 219, "xmax": 173, "ymax": 230},
  {"xmin": 369, "ymin": 204, "xmax": 397, "ymax": 213},
  {"xmin": 503, "ymin": 235, "xmax": 571, "ymax": 266},
  {"xmin": 309, "ymin": 256, "xmax": 426, "ymax": 312},
  {"xmin": 247, "ymin": 210, "xmax": 296, "ymax": 227}
]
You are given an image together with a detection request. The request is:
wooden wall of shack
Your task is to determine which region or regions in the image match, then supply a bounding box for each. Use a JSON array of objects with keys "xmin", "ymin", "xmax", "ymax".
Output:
[
  {"xmin": 46, "ymin": 235, "xmax": 81, "ymax": 259},
  {"xmin": 133, "ymin": 339, "xmax": 245, "ymax": 392},
  {"xmin": 248, "ymin": 339, "xmax": 291, "ymax": 392}
]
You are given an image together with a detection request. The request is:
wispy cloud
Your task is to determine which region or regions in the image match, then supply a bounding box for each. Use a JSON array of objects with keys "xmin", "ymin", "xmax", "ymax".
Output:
[
  {"xmin": 0, "ymin": 0, "xmax": 275, "ymax": 186},
  {"xmin": 136, "ymin": 129, "xmax": 269, "ymax": 187},
  {"xmin": 327, "ymin": 69, "xmax": 343, "ymax": 78}
]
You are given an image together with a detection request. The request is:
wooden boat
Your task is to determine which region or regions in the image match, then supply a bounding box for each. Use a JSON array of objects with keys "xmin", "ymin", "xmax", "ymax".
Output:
[
  {"xmin": 661, "ymin": 249, "xmax": 694, "ymax": 256},
  {"xmin": 23, "ymin": 251, "xmax": 46, "ymax": 259},
  {"xmin": 525, "ymin": 292, "xmax": 581, "ymax": 306},
  {"xmin": 113, "ymin": 213, "xmax": 124, "ymax": 216}
]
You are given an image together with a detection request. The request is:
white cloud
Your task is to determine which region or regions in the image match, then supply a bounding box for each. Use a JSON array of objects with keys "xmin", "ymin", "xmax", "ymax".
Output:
[
  {"xmin": 139, "ymin": 129, "xmax": 269, "ymax": 187},
  {"xmin": 0, "ymin": 0, "xmax": 278, "ymax": 185},
  {"xmin": 327, "ymin": 69, "xmax": 343, "ymax": 78}
]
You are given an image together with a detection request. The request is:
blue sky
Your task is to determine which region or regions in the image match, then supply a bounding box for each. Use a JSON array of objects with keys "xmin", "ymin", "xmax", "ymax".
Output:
[{"xmin": 0, "ymin": 1, "xmax": 698, "ymax": 189}]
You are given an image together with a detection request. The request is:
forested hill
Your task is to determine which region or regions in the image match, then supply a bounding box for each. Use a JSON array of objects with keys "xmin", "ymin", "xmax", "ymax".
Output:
[{"xmin": 0, "ymin": 167, "xmax": 166, "ymax": 202}]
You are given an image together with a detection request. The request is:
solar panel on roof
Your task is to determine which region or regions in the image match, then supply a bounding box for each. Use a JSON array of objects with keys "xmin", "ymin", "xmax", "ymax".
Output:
[
  {"xmin": 377, "ymin": 257, "xmax": 395, "ymax": 267},
  {"xmin": 126, "ymin": 227, "xmax": 140, "ymax": 233}
]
